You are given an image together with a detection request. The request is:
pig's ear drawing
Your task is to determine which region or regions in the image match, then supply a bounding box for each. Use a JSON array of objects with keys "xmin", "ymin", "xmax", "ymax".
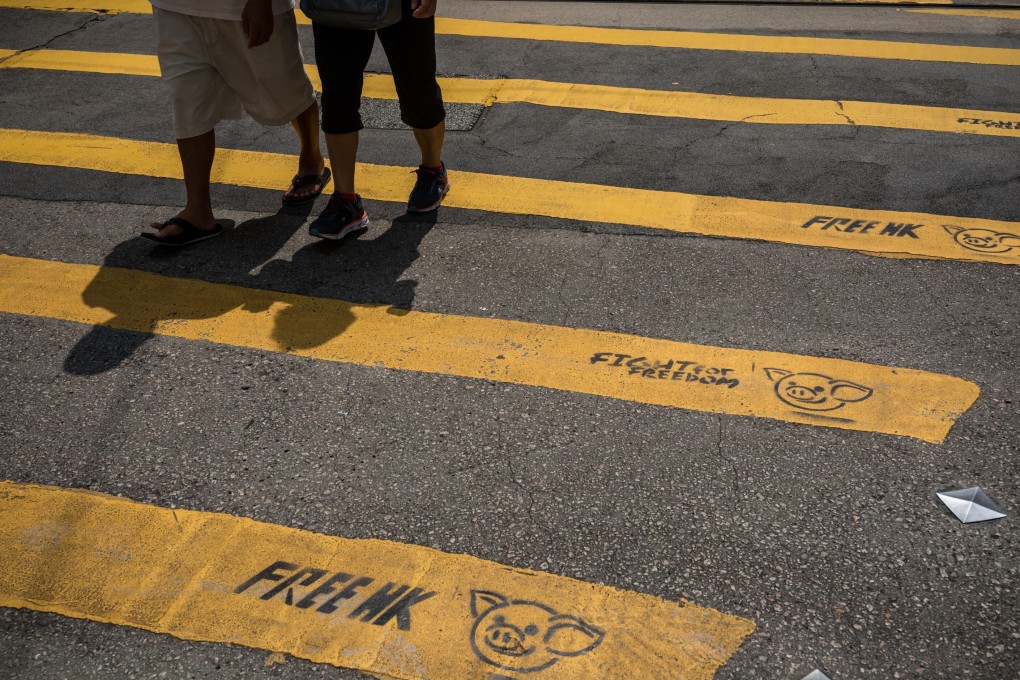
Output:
[
  {"xmin": 942, "ymin": 224, "xmax": 966, "ymax": 238},
  {"xmin": 998, "ymin": 231, "xmax": 1020, "ymax": 246},
  {"xmin": 764, "ymin": 368, "xmax": 791, "ymax": 383},
  {"xmin": 471, "ymin": 590, "xmax": 509, "ymax": 618},
  {"xmin": 829, "ymin": 380, "xmax": 873, "ymax": 403},
  {"xmin": 544, "ymin": 615, "xmax": 605, "ymax": 657}
]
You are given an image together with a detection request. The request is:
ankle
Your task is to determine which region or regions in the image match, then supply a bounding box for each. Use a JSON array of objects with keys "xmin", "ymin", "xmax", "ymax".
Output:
[
  {"xmin": 299, "ymin": 152, "xmax": 324, "ymax": 169},
  {"xmin": 180, "ymin": 205, "xmax": 214, "ymax": 222},
  {"xmin": 329, "ymin": 192, "xmax": 360, "ymax": 205}
]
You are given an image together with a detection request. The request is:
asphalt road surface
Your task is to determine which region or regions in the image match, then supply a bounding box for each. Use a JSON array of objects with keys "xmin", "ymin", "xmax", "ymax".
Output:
[{"xmin": 0, "ymin": 1, "xmax": 1018, "ymax": 679}]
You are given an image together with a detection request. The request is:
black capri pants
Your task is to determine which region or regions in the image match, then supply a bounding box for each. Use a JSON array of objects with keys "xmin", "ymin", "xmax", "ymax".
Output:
[{"xmin": 312, "ymin": 0, "xmax": 446, "ymax": 134}]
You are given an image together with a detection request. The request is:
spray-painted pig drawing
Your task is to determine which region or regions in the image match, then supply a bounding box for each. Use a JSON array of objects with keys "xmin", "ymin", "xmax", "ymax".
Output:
[
  {"xmin": 943, "ymin": 225, "xmax": 1020, "ymax": 255},
  {"xmin": 764, "ymin": 368, "xmax": 873, "ymax": 412},
  {"xmin": 469, "ymin": 590, "xmax": 604, "ymax": 674}
]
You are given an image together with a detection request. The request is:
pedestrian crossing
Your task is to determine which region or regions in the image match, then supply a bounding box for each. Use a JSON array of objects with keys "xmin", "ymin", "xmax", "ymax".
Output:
[
  {"xmin": 2, "ymin": 129, "xmax": 1017, "ymax": 265},
  {"xmin": 3, "ymin": 0, "xmax": 1019, "ymax": 65},
  {"xmin": 0, "ymin": 253, "xmax": 980, "ymax": 443},
  {"xmin": 4, "ymin": 47, "xmax": 1019, "ymax": 138},
  {"xmin": 0, "ymin": 4, "xmax": 1016, "ymax": 676},
  {"xmin": 0, "ymin": 4, "xmax": 1013, "ymax": 407}
]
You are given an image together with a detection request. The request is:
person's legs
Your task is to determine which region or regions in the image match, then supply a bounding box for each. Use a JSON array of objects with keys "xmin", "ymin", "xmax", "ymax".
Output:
[
  {"xmin": 405, "ymin": 118, "xmax": 448, "ymax": 212},
  {"xmin": 306, "ymin": 20, "xmax": 375, "ymax": 239},
  {"xmin": 377, "ymin": 5, "xmax": 444, "ymax": 124},
  {"xmin": 284, "ymin": 100, "xmax": 327, "ymax": 202},
  {"xmin": 377, "ymin": 8, "xmax": 448, "ymax": 210},
  {"xmin": 309, "ymin": 126, "xmax": 369, "ymax": 239},
  {"xmin": 324, "ymin": 130, "xmax": 359, "ymax": 195},
  {"xmin": 149, "ymin": 9, "xmax": 240, "ymax": 240},
  {"xmin": 150, "ymin": 130, "xmax": 219, "ymax": 237},
  {"xmin": 313, "ymin": 20, "xmax": 374, "ymax": 195},
  {"xmin": 219, "ymin": 10, "xmax": 326, "ymax": 203},
  {"xmin": 413, "ymin": 120, "xmax": 444, "ymax": 169}
]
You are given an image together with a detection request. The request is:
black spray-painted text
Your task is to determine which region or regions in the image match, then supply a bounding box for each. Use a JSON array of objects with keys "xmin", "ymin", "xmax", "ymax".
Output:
[
  {"xmin": 958, "ymin": 117, "xmax": 1020, "ymax": 130},
  {"xmin": 801, "ymin": 215, "xmax": 922, "ymax": 239},
  {"xmin": 590, "ymin": 353, "xmax": 740, "ymax": 388},
  {"xmin": 235, "ymin": 561, "xmax": 436, "ymax": 631}
]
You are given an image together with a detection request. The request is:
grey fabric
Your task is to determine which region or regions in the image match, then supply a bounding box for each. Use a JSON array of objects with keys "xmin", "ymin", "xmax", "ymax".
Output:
[{"xmin": 299, "ymin": 0, "xmax": 400, "ymax": 30}]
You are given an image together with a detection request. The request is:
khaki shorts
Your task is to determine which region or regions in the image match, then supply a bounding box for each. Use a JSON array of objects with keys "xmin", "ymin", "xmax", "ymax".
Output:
[{"xmin": 154, "ymin": 7, "xmax": 315, "ymax": 139}]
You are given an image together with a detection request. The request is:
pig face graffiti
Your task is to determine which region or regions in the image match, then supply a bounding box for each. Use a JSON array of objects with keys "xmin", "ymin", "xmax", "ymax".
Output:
[
  {"xmin": 469, "ymin": 590, "xmax": 604, "ymax": 674},
  {"xmin": 943, "ymin": 225, "xmax": 1020, "ymax": 254},
  {"xmin": 764, "ymin": 368, "xmax": 873, "ymax": 412}
]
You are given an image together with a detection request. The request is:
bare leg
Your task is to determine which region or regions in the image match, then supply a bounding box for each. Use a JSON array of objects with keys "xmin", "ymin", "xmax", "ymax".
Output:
[
  {"xmin": 324, "ymin": 130, "xmax": 359, "ymax": 195},
  {"xmin": 284, "ymin": 101, "xmax": 327, "ymax": 201},
  {"xmin": 413, "ymin": 120, "xmax": 445, "ymax": 168},
  {"xmin": 151, "ymin": 130, "xmax": 218, "ymax": 237}
]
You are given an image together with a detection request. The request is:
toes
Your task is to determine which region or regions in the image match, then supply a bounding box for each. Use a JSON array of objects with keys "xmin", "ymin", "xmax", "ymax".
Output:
[
  {"xmin": 287, "ymin": 184, "xmax": 320, "ymax": 199},
  {"xmin": 150, "ymin": 223, "xmax": 184, "ymax": 238}
]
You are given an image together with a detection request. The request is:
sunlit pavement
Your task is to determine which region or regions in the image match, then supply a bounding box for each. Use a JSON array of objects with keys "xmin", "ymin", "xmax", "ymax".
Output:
[{"xmin": 0, "ymin": 2, "xmax": 1018, "ymax": 678}]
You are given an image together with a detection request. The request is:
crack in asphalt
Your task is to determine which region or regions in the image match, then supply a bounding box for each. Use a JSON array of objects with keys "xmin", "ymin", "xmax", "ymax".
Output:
[
  {"xmin": 687, "ymin": 112, "xmax": 782, "ymax": 148},
  {"xmin": 807, "ymin": 54, "xmax": 821, "ymax": 77},
  {"xmin": 556, "ymin": 266, "xmax": 572, "ymax": 327},
  {"xmin": 0, "ymin": 13, "xmax": 107, "ymax": 67},
  {"xmin": 490, "ymin": 405, "xmax": 552, "ymax": 542},
  {"xmin": 834, "ymin": 100, "xmax": 858, "ymax": 127},
  {"xmin": 502, "ymin": 439, "xmax": 555, "ymax": 545},
  {"xmin": 715, "ymin": 416, "xmax": 740, "ymax": 496}
]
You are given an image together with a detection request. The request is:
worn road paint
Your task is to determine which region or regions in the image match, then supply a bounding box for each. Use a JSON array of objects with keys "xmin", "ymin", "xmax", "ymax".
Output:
[
  {"xmin": 0, "ymin": 482, "xmax": 755, "ymax": 679},
  {"xmin": 0, "ymin": 0, "xmax": 145, "ymax": 11},
  {"xmin": 794, "ymin": 0, "xmax": 953, "ymax": 3},
  {"xmin": 906, "ymin": 9, "xmax": 1020, "ymax": 20},
  {"xmin": 1, "ymin": 128, "xmax": 1019, "ymax": 266},
  {"xmin": 2, "ymin": 0, "xmax": 1018, "ymax": 65},
  {"xmin": 430, "ymin": 17, "xmax": 1020, "ymax": 66},
  {"xmin": 3, "ymin": 48, "xmax": 1019, "ymax": 139},
  {"xmin": 0, "ymin": 254, "xmax": 980, "ymax": 441},
  {"xmin": 0, "ymin": 48, "xmax": 161, "ymax": 76}
]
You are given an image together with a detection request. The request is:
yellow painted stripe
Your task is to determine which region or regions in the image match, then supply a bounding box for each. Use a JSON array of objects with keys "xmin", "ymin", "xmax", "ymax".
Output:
[
  {"xmin": 0, "ymin": 0, "xmax": 145, "ymax": 11},
  {"xmin": 0, "ymin": 482, "xmax": 754, "ymax": 679},
  {"xmin": 2, "ymin": 0, "xmax": 1017, "ymax": 66},
  {"xmin": 2, "ymin": 128, "xmax": 1020, "ymax": 267},
  {"xmin": 907, "ymin": 8, "xmax": 1020, "ymax": 20},
  {"xmin": 4, "ymin": 48, "xmax": 1020, "ymax": 139},
  {"xmin": 0, "ymin": 48, "xmax": 161, "ymax": 76},
  {"xmin": 805, "ymin": 0, "xmax": 953, "ymax": 3},
  {"xmin": 431, "ymin": 17, "xmax": 1020, "ymax": 66},
  {"xmin": 460, "ymin": 77, "xmax": 1020, "ymax": 138},
  {"xmin": 0, "ymin": 254, "xmax": 981, "ymax": 442}
]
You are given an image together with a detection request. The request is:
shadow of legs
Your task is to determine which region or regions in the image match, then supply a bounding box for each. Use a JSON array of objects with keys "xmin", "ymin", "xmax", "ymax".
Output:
[{"xmin": 64, "ymin": 325, "xmax": 153, "ymax": 376}]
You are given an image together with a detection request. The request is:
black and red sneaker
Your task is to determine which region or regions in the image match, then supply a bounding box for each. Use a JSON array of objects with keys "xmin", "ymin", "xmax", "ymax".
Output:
[
  {"xmin": 407, "ymin": 163, "xmax": 450, "ymax": 213},
  {"xmin": 308, "ymin": 194, "xmax": 369, "ymax": 240}
]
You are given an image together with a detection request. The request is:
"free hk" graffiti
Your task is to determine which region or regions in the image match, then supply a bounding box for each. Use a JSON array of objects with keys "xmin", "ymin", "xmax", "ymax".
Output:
[
  {"xmin": 801, "ymin": 215, "xmax": 923, "ymax": 239},
  {"xmin": 234, "ymin": 561, "xmax": 436, "ymax": 631}
]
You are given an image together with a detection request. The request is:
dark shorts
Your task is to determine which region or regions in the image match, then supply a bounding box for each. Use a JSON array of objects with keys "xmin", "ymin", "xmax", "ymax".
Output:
[{"xmin": 312, "ymin": 1, "xmax": 446, "ymax": 134}]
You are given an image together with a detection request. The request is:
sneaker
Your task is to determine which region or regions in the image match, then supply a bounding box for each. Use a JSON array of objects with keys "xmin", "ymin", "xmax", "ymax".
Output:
[
  {"xmin": 407, "ymin": 162, "xmax": 450, "ymax": 213},
  {"xmin": 308, "ymin": 194, "xmax": 369, "ymax": 240}
]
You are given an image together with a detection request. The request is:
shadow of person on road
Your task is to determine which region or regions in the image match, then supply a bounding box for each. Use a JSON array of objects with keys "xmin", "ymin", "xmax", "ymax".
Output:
[
  {"xmin": 64, "ymin": 203, "xmax": 312, "ymax": 375},
  {"xmin": 63, "ymin": 206, "xmax": 438, "ymax": 375},
  {"xmin": 253, "ymin": 211, "xmax": 437, "ymax": 352}
]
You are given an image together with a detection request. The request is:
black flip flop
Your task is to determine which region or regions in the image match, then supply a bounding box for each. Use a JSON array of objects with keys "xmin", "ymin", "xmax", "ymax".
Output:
[
  {"xmin": 141, "ymin": 217, "xmax": 223, "ymax": 247},
  {"xmin": 283, "ymin": 166, "xmax": 332, "ymax": 205}
]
